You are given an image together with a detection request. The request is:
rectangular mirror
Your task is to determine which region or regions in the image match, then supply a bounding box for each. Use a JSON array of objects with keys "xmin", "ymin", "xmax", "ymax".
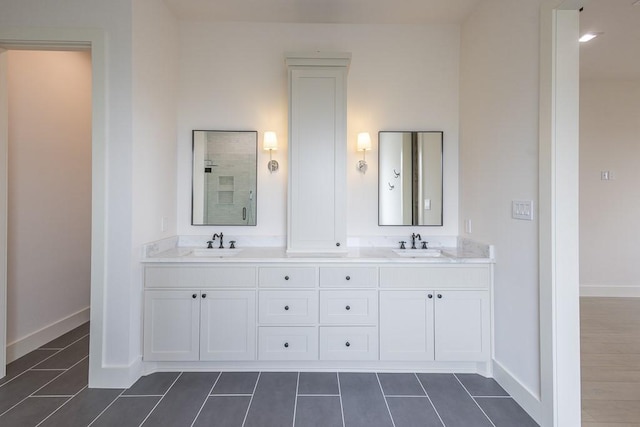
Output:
[
  {"xmin": 192, "ymin": 130, "xmax": 257, "ymax": 226},
  {"xmin": 378, "ymin": 131, "xmax": 443, "ymax": 226}
]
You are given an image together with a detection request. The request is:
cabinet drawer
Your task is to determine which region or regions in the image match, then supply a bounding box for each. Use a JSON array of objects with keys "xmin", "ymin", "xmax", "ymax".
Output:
[
  {"xmin": 259, "ymin": 290, "xmax": 318, "ymax": 324},
  {"xmin": 319, "ymin": 327, "xmax": 378, "ymax": 360},
  {"xmin": 319, "ymin": 290, "xmax": 378, "ymax": 325},
  {"xmin": 259, "ymin": 267, "xmax": 316, "ymax": 288},
  {"xmin": 319, "ymin": 267, "xmax": 377, "ymax": 288},
  {"xmin": 258, "ymin": 327, "xmax": 318, "ymax": 360},
  {"xmin": 379, "ymin": 266, "xmax": 490, "ymax": 289},
  {"xmin": 145, "ymin": 266, "xmax": 257, "ymax": 288}
]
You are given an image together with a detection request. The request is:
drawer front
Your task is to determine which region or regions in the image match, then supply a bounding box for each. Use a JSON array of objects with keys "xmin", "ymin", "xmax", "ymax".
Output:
[
  {"xmin": 259, "ymin": 290, "xmax": 318, "ymax": 324},
  {"xmin": 259, "ymin": 267, "xmax": 316, "ymax": 288},
  {"xmin": 319, "ymin": 327, "xmax": 378, "ymax": 360},
  {"xmin": 319, "ymin": 290, "xmax": 378, "ymax": 325},
  {"xmin": 319, "ymin": 267, "xmax": 378, "ymax": 288},
  {"xmin": 258, "ymin": 327, "xmax": 318, "ymax": 360},
  {"xmin": 145, "ymin": 266, "xmax": 257, "ymax": 288},
  {"xmin": 379, "ymin": 266, "xmax": 490, "ymax": 289}
]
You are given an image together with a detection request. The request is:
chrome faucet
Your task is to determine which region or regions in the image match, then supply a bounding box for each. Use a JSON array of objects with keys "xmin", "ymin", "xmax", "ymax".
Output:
[
  {"xmin": 411, "ymin": 233, "xmax": 421, "ymax": 249},
  {"xmin": 212, "ymin": 232, "xmax": 224, "ymax": 249}
]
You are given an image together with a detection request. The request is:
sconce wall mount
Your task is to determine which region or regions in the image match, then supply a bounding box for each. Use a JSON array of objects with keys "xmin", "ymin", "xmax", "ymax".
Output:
[
  {"xmin": 356, "ymin": 132, "xmax": 372, "ymax": 174},
  {"xmin": 264, "ymin": 131, "xmax": 279, "ymax": 173}
]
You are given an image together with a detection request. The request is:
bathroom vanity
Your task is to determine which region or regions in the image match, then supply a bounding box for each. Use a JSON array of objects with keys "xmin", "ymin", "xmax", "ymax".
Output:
[{"xmin": 141, "ymin": 240, "xmax": 494, "ymax": 376}]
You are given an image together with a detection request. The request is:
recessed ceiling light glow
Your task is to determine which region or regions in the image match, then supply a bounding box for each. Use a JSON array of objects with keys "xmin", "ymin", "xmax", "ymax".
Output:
[{"xmin": 579, "ymin": 32, "xmax": 600, "ymax": 43}]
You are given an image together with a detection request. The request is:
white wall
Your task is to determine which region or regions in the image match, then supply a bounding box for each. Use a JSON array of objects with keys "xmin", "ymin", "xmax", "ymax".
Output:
[
  {"xmin": 6, "ymin": 50, "xmax": 91, "ymax": 358},
  {"xmin": 176, "ymin": 22, "xmax": 460, "ymax": 240},
  {"xmin": 580, "ymin": 79, "xmax": 640, "ymax": 296},
  {"xmin": 131, "ymin": 0, "xmax": 179, "ymax": 362},
  {"xmin": 0, "ymin": 0, "xmax": 136, "ymax": 380},
  {"xmin": 460, "ymin": 0, "xmax": 542, "ymax": 404}
]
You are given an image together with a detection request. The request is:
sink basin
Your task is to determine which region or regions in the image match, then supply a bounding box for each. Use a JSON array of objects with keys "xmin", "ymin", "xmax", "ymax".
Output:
[
  {"xmin": 392, "ymin": 248, "xmax": 445, "ymax": 258},
  {"xmin": 190, "ymin": 248, "xmax": 243, "ymax": 257}
]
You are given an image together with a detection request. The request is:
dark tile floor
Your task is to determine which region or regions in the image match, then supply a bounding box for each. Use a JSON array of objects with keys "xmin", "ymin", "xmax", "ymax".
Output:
[{"xmin": 0, "ymin": 323, "xmax": 538, "ymax": 426}]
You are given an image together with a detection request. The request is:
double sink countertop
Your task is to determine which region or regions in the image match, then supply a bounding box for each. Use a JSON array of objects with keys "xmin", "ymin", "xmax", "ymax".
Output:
[{"xmin": 142, "ymin": 236, "xmax": 495, "ymax": 264}]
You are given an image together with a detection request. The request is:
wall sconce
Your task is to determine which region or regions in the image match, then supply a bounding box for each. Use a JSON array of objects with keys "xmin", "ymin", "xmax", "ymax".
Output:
[
  {"xmin": 356, "ymin": 132, "xmax": 372, "ymax": 173},
  {"xmin": 264, "ymin": 131, "xmax": 279, "ymax": 173}
]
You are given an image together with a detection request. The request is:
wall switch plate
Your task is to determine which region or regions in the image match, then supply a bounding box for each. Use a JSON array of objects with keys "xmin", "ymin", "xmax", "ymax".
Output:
[
  {"xmin": 424, "ymin": 198, "xmax": 431, "ymax": 210},
  {"xmin": 465, "ymin": 219, "xmax": 472, "ymax": 233},
  {"xmin": 601, "ymin": 171, "xmax": 610, "ymax": 180},
  {"xmin": 512, "ymin": 200, "xmax": 534, "ymax": 221},
  {"xmin": 161, "ymin": 216, "xmax": 167, "ymax": 232}
]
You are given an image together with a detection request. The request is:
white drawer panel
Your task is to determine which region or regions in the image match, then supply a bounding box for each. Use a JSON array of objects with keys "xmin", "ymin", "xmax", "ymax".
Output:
[
  {"xmin": 319, "ymin": 290, "xmax": 378, "ymax": 325},
  {"xmin": 259, "ymin": 290, "xmax": 318, "ymax": 324},
  {"xmin": 379, "ymin": 266, "xmax": 490, "ymax": 289},
  {"xmin": 258, "ymin": 327, "xmax": 318, "ymax": 360},
  {"xmin": 319, "ymin": 267, "xmax": 377, "ymax": 288},
  {"xmin": 319, "ymin": 327, "xmax": 378, "ymax": 360},
  {"xmin": 145, "ymin": 266, "xmax": 257, "ymax": 288},
  {"xmin": 259, "ymin": 267, "xmax": 316, "ymax": 288}
]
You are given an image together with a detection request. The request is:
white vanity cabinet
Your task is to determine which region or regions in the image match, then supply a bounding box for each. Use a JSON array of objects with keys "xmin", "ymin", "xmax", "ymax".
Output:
[
  {"xmin": 285, "ymin": 53, "xmax": 350, "ymax": 254},
  {"xmin": 142, "ymin": 260, "xmax": 492, "ymax": 373},
  {"xmin": 379, "ymin": 266, "xmax": 491, "ymax": 362},
  {"xmin": 143, "ymin": 266, "xmax": 257, "ymax": 362}
]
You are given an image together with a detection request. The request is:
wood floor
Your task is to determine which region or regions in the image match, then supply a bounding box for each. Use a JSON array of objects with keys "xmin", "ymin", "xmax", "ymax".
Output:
[{"xmin": 582, "ymin": 297, "xmax": 640, "ymax": 426}]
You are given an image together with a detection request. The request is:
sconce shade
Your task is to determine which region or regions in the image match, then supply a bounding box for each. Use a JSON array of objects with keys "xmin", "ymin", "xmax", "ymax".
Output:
[
  {"xmin": 264, "ymin": 131, "xmax": 278, "ymax": 151},
  {"xmin": 357, "ymin": 132, "xmax": 372, "ymax": 152}
]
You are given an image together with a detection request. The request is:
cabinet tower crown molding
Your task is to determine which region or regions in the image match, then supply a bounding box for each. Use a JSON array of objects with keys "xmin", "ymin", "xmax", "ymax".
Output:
[{"xmin": 285, "ymin": 51, "xmax": 352, "ymax": 68}]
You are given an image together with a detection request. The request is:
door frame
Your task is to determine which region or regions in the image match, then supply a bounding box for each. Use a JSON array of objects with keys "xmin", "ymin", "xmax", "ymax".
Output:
[
  {"xmin": 0, "ymin": 27, "xmax": 107, "ymax": 384},
  {"xmin": 539, "ymin": 1, "xmax": 585, "ymax": 425}
]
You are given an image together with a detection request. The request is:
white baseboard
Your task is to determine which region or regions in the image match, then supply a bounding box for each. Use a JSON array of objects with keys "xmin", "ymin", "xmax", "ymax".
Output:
[
  {"xmin": 580, "ymin": 285, "xmax": 640, "ymax": 297},
  {"xmin": 7, "ymin": 307, "xmax": 90, "ymax": 363},
  {"xmin": 89, "ymin": 356, "xmax": 143, "ymax": 389},
  {"xmin": 492, "ymin": 359, "xmax": 542, "ymax": 426}
]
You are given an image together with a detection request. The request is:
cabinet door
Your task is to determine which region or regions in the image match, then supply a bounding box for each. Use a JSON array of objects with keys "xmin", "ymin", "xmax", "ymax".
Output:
[
  {"xmin": 144, "ymin": 290, "xmax": 200, "ymax": 361},
  {"xmin": 434, "ymin": 290, "xmax": 490, "ymax": 361},
  {"xmin": 288, "ymin": 66, "xmax": 347, "ymax": 253},
  {"xmin": 200, "ymin": 290, "xmax": 256, "ymax": 361},
  {"xmin": 379, "ymin": 290, "xmax": 435, "ymax": 361}
]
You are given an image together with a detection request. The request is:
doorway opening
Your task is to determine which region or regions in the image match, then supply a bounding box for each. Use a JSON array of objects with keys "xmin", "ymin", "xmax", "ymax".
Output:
[{"xmin": 3, "ymin": 49, "xmax": 92, "ymax": 367}]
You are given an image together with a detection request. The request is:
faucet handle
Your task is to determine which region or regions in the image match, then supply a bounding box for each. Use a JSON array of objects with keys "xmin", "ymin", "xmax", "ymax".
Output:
[
  {"xmin": 206, "ymin": 240, "xmax": 214, "ymax": 249},
  {"xmin": 399, "ymin": 241, "xmax": 406, "ymax": 249},
  {"xmin": 421, "ymin": 241, "xmax": 428, "ymax": 249},
  {"xmin": 229, "ymin": 241, "xmax": 236, "ymax": 249}
]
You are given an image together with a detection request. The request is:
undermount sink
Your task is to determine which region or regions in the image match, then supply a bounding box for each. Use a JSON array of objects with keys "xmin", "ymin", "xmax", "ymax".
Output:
[
  {"xmin": 190, "ymin": 248, "xmax": 243, "ymax": 257},
  {"xmin": 392, "ymin": 248, "xmax": 445, "ymax": 258}
]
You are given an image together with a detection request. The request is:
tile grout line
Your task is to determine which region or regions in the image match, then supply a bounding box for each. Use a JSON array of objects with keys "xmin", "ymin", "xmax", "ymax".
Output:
[
  {"xmin": 209, "ymin": 393, "xmax": 254, "ymax": 397},
  {"xmin": 292, "ymin": 372, "xmax": 300, "ymax": 427},
  {"xmin": 336, "ymin": 373, "xmax": 346, "ymax": 427},
  {"xmin": 190, "ymin": 372, "xmax": 222, "ymax": 427},
  {"xmin": 297, "ymin": 393, "xmax": 340, "ymax": 397},
  {"xmin": 376, "ymin": 373, "xmax": 397, "ymax": 427},
  {"xmin": 453, "ymin": 374, "xmax": 497, "ymax": 427},
  {"xmin": 35, "ymin": 385, "xmax": 89, "ymax": 427},
  {"xmin": 31, "ymin": 333, "xmax": 90, "ymax": 370},
  {"xmin": 414, "ymin": 373, "xmax": 447, "ymax": 427},
  {"xmin": 240, "ymin": 371, "xmax": 261, "ymax": 427},
  {"xmin": 0, "ymin": 355, "xmax": 89, "ymax": 418},
  {"xmin": 137, "ymin": 371, "xmax": 184, "ymax": 427},
  {"xmin": 0, "ymin": 341, "xmax": 74, "ymax": 390},
  {"xmin": 86, "ymin": 388, "xmax": 128, "ymax": 427}
]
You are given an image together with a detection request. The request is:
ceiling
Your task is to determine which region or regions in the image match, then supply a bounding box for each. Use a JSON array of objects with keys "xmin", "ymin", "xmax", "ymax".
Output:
[
  {"xmin": 580, "ymin": 0, "xmax": 640, "ymax": 80},
  {"xmin": 162, "ymin": 0, "xmax": 483, "ymax": 24},
  {"xmin": 163, "ymin": 0, "xmax": 639, "ymax": 80}
]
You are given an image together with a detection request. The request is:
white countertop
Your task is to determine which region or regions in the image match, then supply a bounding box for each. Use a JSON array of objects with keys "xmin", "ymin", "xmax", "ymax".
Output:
[{"xmin": 141, "ymin": 245, "xmax": 494, "ymax": 264}]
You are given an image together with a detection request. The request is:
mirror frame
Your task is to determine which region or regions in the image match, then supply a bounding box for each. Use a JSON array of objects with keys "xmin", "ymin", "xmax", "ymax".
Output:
[
  {"xmin": 191, "ymin": 130, "xmax": 258, "ymax": 226},
  {"xmin": 377, "ymin": 131, "xmax": 444, "ymax": 227}
]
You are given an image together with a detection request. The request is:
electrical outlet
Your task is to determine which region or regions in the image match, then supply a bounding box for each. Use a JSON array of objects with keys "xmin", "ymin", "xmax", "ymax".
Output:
[
  {"xmin": 465, "ymin": 219, "xmax": 472, "ymax": 234},
  {"xmin": 512, "ymin": 200, "xmax": 534, "ymax": 221},
  {"xmin": 161, "ymin": 216, "xmax": 167, "ymax": 232}
]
